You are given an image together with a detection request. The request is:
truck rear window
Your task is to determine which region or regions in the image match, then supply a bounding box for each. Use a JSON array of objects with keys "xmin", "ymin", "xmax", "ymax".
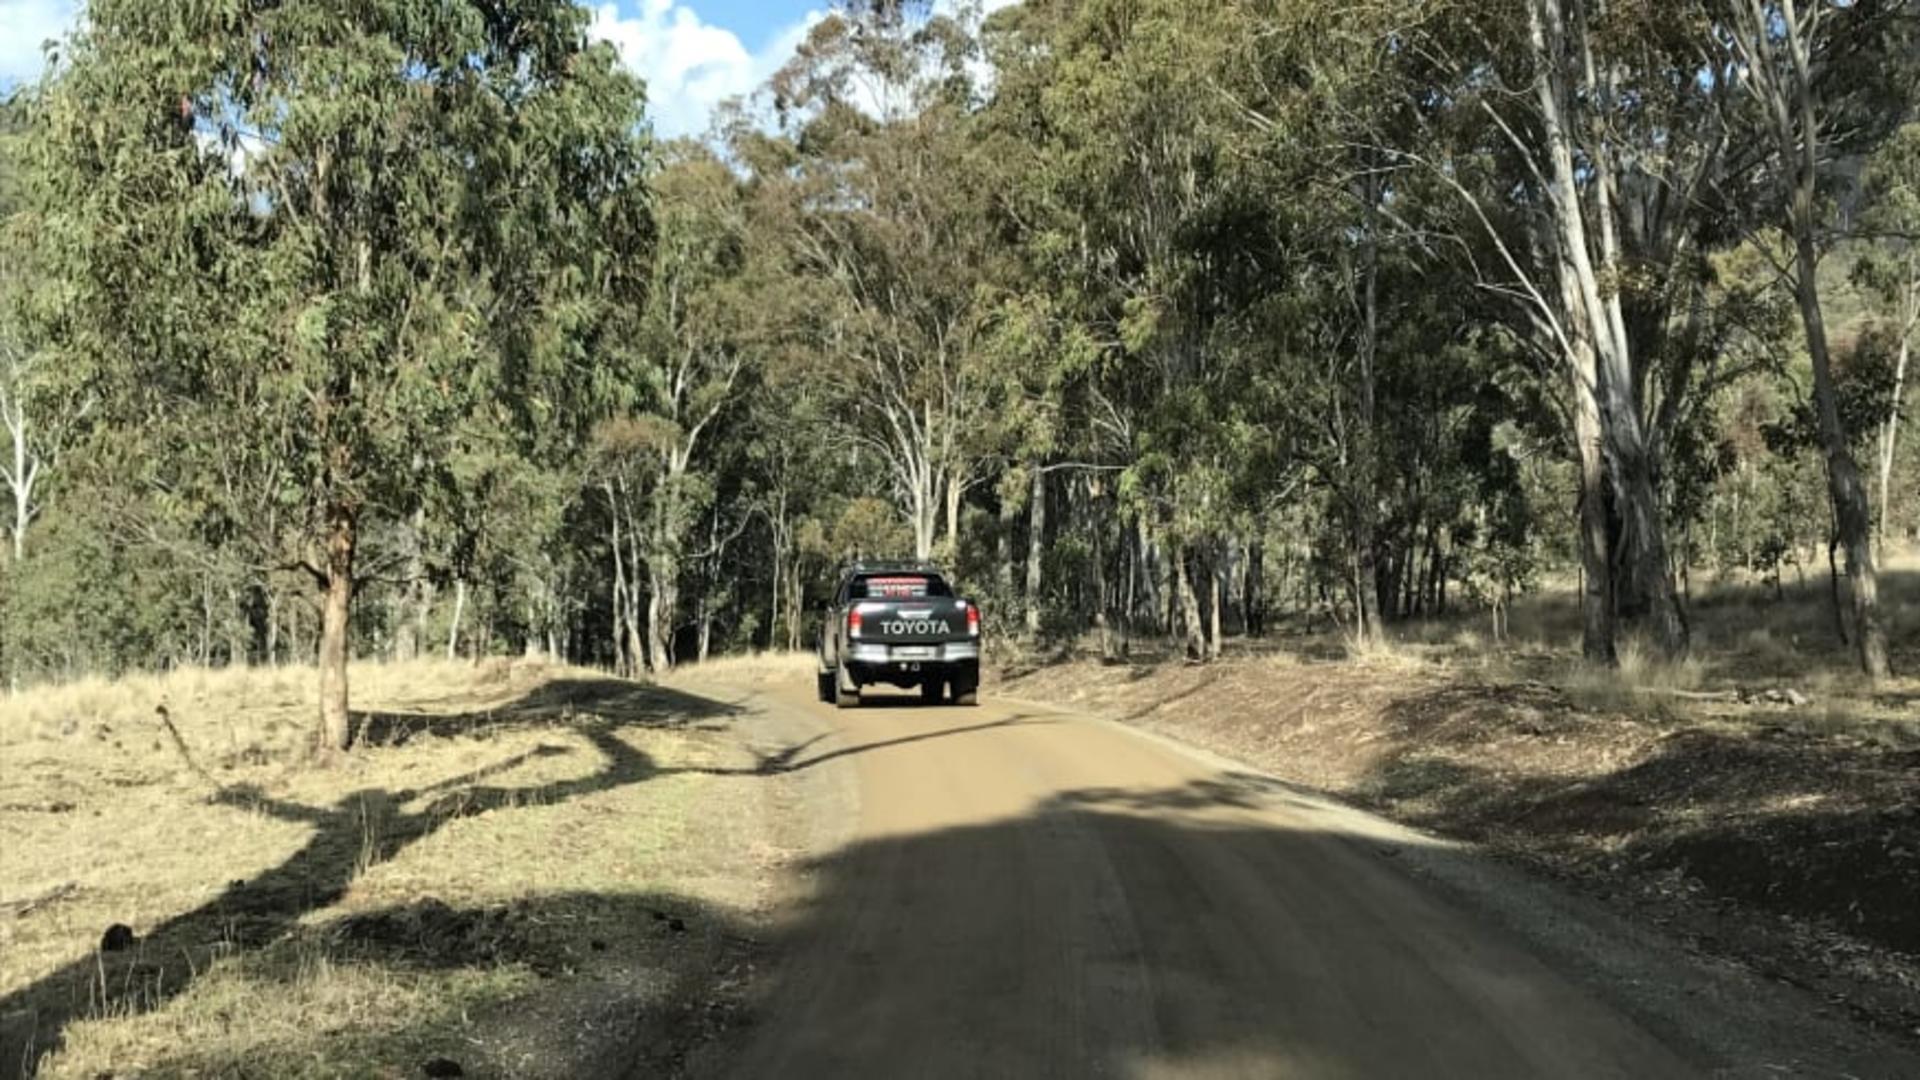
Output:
[{"xmin": 851, "ymin": 576, "xmax": 953, "ymax": 599}]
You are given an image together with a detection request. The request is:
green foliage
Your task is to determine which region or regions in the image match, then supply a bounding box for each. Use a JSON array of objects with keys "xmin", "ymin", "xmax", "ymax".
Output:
[{"xmin": 4, "ymin": 0, "xmax": 1918, "ymax": 688}]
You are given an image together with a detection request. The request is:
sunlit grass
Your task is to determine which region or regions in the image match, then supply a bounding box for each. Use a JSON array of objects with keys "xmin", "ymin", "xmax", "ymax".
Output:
[{"xmin": 0, "ymin": 658, "xmax": 774, "ymax": 1078}]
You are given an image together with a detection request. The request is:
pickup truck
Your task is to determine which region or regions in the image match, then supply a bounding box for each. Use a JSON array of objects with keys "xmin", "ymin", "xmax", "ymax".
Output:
[{"xmin": 817, "ymin": 562, "xmax": 981, "ymax": 708}]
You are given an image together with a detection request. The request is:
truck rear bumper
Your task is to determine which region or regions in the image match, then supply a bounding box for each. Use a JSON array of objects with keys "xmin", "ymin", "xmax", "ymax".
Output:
[{"xmin": 847, "ymin": 641, "xmax": 979, "ymax": 664}]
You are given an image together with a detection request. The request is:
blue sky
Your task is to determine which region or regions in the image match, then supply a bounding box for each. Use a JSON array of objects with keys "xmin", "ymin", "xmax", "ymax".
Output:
[
  {"xmin": 0, "ymin": 1, "xmax": 835, "ymax": 136},
  {"xmin": 2, "ymin": 1, "xmax": 1014, "ymax": 136},
  {"xmin": 681, "ymin": 0, "xmax": 822, "ymax": 51},
  {"xmin": 582, "ymin": 0, "xmax": 834, "ymax": 136}
]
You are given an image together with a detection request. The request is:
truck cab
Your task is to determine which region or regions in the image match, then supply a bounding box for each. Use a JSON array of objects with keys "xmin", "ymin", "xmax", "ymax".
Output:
[{"xmin": 817, "ymin": 561, "xmax": 981, "ymax": 708}]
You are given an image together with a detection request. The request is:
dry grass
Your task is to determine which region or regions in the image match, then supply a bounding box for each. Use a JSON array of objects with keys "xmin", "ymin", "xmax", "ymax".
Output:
[
  {"xmin": 1373, "ymin": 550, "xmax": 1920, "ymax": 737},
  {"xmin": 659, "ymin": 651, "xmax": 816, "ymax": 689},
  {"xmin": 0, "ymin": 658, "xmax": 789, "ymax": 1079}
]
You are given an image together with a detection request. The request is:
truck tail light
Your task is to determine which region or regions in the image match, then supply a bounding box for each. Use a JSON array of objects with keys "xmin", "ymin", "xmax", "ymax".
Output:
[
  {"xmin": 848, "ymin": 607, "xmax": 863, "ymax": 639},
  {"xmin": 966, "ymin": 603, "xmax": 980, "ymax": 637}
]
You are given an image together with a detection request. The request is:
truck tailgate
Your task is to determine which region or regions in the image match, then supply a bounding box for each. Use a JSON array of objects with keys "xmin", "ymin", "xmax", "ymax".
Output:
[{"xmin": 853, "ymin": 599, "xmax": 972, "ymax": 643}]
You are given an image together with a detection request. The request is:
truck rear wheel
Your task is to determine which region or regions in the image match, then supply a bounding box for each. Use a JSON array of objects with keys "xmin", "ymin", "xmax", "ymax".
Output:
[
  {"xmin": 920, "ymin": 679, "xmax": 946, "ymax": 706},
  {"xmin": 817, "ymin": 670, "xmax": 834, "ymax": 703},
  {"xmin": 951, "ymin": 681, "xmax": 978, "ymax": 707},
  {"xmin": 834, "ymin": 673, "xmax": 861, "ymax": 710}
]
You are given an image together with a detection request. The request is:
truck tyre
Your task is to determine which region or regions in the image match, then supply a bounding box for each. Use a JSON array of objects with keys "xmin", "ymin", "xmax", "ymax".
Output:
[
  {"xmin": 817, "ymin": 670, "xmax": 834, "ymax": 703},
  {"xmin": 920, "ymin": 679, "xmax": 945, "ymax": 706},
  {"xmin": 834, "ymin": 673, "xmax": 861, "ymax": 710},
  {"xmin": 951, "ymin": 681, "xmax": 978, "ymax": 707}
]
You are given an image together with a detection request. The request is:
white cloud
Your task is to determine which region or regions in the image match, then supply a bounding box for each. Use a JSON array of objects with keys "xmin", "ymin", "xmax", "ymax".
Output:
[
  {"xmin": 0, "ymin": 0, "xmax": 76, "ymax": 87},
  {"xmin": 587, "ymin": 1, "xmax": 1022, "ymax": 139},
  {"xmin": 587, "ymin": 0, "xmax": 824, "ymax": 140},
  {"xmin": 0, "ymin": 0, "xmax": 1019, "ymax": 128}
]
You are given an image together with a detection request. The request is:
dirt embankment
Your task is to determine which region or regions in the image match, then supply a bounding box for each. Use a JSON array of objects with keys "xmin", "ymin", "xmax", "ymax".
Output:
[{"xmin": 999, "ymin": 648, "xmax": 1920, "ymax": 1043}]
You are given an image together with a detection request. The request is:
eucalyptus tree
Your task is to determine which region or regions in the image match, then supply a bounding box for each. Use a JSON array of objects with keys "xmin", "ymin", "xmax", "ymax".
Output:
[
  {"xmin": 1720, "ymin": 0, "xmax": 1917, "ymax": 678},
  {"xmin": 770, "ymin": 4, "xmax": 1007, "ymax": 561},
  {"xmin": 34, "ymin": 0, "xmax": 650, "ymax": 748},
  {"xmin": 0, "ymin": 102, "xmax": 90, "ymax": 567},
  {"xmin": 1360, "ymin": 0, "xmax": 1788, "ymax": 661},
  {"xmin": 1857, "ymin": 123, "xmax": 1920, "ymax": 553},
  {"xmin": 997, "ymin": 0, "xmax": 1267, "ymax": 657},
  {"xmin": 592, "ymin": 144, "xmax": 760, "ymax": 672},
  {"xmin": 1203, "ymin": 0, "xmax": 1442, "ymax": 646}
]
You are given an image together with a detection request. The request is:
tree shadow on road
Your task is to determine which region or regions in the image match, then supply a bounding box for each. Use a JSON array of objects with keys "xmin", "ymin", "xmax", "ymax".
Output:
[
  {"xmin": 0, "ymin": 683, "xmax": 1069, "ymax": 1078},
  {"xmin": 707, "ymin": 779, "xmax": 1917, "ymax": 1079},
  {"xmin": 20, "ymin": 752, "xmax": 1919, "ymax": 1078}
]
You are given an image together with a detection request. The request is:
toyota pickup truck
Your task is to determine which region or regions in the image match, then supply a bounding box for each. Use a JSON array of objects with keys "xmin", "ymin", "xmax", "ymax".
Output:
[{"xmin": 817, "ymin": 562, "xmax": 981, "ymax": 708}]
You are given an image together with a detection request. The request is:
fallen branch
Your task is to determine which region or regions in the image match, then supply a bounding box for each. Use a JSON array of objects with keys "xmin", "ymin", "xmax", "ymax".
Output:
[
  {"xmin": 1627, "ymin": 686, "xmax": 1811, "ymax": 707},
  {"xmin": 1, "ymin": 881, "xmax": 79, "ymax": 918},
  {"xmin": 1638, "ymin": 688, "xmax": 1741, "ymax": 702},
  {"xmin": 156, "ymin": 704, "xmax": 224, "ymax": 789}
]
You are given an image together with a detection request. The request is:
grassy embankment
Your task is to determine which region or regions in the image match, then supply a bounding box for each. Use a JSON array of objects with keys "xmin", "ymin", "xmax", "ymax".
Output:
[{"xmin": 0, "ymin": 655, "xmax": 813, "ymax": 1079}]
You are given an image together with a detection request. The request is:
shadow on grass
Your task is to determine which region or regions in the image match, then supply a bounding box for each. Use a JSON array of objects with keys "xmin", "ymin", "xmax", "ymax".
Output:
[
  {"xmin": 1362, "ymin": 690, "xmax": 1920, "ymax": 960},
  {"xmin": 0, "ymin": 679, "xmax": 708, "ymax": 1077},
  {"xmin": 14, "ymin": 749, "xmax": 1919, "ymax": 1076},
  {"xmin": 350, "ymin": 677, "xmax": 743, "ymax": 747},
  {"xmin": 115, "ymin": 792, "xmax": 1706, "ymax": 1077},
  {"xmin": 0, "ymin": 679, "xmax": 1054, "ymax": 1078},
  {"xmin": 120, "ymin": 888, "xmax": 764, "ymax": 1080}
]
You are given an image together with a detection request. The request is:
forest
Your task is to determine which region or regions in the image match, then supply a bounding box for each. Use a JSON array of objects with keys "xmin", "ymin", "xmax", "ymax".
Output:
[{"xmin": 0, "ymin": 0, "xmax": 1915, "ymax": 750}]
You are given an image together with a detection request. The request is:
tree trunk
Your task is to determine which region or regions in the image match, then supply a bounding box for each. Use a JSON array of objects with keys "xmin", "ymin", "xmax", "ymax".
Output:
[
  {"xmin": 228, "ymin": 587, "xmax": 248, "ymax": 667},
  {"xmin": 769, "ymin": 540, "xmax": 785, "ymax": 653},
  {"xmin": 1175, "ymin": 547, "xmax": 1206, "ymax": 661},
  {"xmin": 911, "ymin": 466, "xmax": 937, "ymax": 561},
  {"xmin": 1246, "ymin": 538, "xmax": 1266, "ymax": 637},
  {"xmin": 446, "ymin": 578, "xmax": 467, "ymax": 661},
  {"xmin": 606, "ymin": 484, "xmax": 627, "ymax": 674},
  {"xmin": 1574, "ymin": 344, "xmax": 1617, "ymax": 665},
  {"xmin": 1879, "ymin": 273, "xmax": 1913, "ymax": 552},
  {"xmin": 697, "ymin": 594, "xmax": 712, "ymax": 665},
  {"xmin": 1025, "ymin": 466, "xmax": 1045, "ymax": 635},
  {"xmin": 1207, "ymin": 549, "xmax": 1223, "ymax": 663},
  {"xmin": 787, "ymin": 572, "xmax": 805, "ymax": 652},
  {"xmin": 286, "ymin": 595, "xmax": 301, "ymax": 665},
  {"xmin": 4, "ymin": 384, "xmax": 34, "ymax": 563},
  {"xmin": 1093, "ymin": 508, "xmax": 1115, "ymax": 661},
  {"xmin": 318, "ymin": 510, "xmax": 356, "ymax": 753},
  {"xmin": 945, "ymin": 468, "xmax": 963, "ymax": 561},
  {"xmin": 996, "ymin": 478, "xmax": 1018, "ymax": 605},
  {"xmin": 1353, "ymin": 163, "xmax": 1387, "ymax": 647},
  {"xmin": 623, "ymin": 498, "xmax": 647, "ymax": 674},
  {"xmin": 1531, "ymin": 0, "xmax": 1682, "ymax": 659},
  {"xmin": 1791, "ymin": 210, "xmax": 1889, "ymax": 677},
  {"xmin": 648, "ymin": 556, "xmax": 679, "ymax": 674},
  {"xmin": 265, "ymin": 587, "xmax": 281, "ymax": 666},
  {"xmin": 1740, "ymin": 0, "xmax": 1889, "ymax": 678}
]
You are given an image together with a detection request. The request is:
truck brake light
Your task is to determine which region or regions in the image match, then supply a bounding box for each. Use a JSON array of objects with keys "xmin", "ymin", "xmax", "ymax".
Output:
[
  {"xmin": 848, "ymin": 607, "xmax": 863, "ymax": 639},
  {"xmin": 967, "ymin": 603, "xmax": 980, "ymax": 637}
]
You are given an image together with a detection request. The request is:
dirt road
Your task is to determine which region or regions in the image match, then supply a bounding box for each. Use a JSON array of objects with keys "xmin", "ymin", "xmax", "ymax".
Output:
[{"xmin": 711, "ymin": 682, "xmax": 1819, "ymax": 1080}]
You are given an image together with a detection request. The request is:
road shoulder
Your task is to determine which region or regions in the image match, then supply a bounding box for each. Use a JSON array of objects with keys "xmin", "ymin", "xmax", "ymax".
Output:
[{"xmin": 992, "ymin": 676, "xmax": 1920, "ymax": 1078}]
